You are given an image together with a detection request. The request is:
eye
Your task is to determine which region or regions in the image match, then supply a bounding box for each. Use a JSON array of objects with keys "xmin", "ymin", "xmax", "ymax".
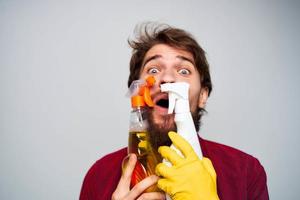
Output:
[
  {"xmin": 178, "ymin": 68, "xmax": 191, "ymax": 75},
  {"xmin": 148, "ymin": 67, "xmax": 160, "ymax": 74}
]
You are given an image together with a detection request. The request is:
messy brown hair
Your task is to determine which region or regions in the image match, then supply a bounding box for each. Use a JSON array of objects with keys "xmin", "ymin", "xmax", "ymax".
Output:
[{"xmin": 127, "ymin": 23, "xmax": 212, "ymax": 97}]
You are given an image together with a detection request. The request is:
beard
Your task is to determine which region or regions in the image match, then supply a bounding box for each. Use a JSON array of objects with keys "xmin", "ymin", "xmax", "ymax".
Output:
[{"xmin": 147, "ymin": 108, "xmax": 204, "ymax": 150}]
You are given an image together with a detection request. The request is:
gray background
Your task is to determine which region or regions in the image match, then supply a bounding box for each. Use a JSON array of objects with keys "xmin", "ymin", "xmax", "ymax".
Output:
[{"xmin": 1, "ymin": 0, "xmax": 299, "ymax": 199}]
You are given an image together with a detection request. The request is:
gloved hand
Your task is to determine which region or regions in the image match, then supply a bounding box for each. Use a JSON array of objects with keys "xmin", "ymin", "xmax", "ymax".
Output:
[{"xmin": 155, "ymin": 131, "xmax": 219, "ymax": 200}]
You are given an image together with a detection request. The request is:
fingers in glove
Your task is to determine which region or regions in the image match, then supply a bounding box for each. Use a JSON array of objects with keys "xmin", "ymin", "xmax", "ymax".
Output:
[
  {"xmin": 202, "ymin": 157, "xmax": 217, "ymax": 181},
  {"xmin": 157, "ymin": 178, "xmax": 173, "ymax": 195},
  {"xmin": 155, "ymin": 163, "xmax": 174, "ymax": 179},
  {"xmin": 158, "ymin": 146, "xmax": 183, "ymax": 166},
  {"xmin": 168, "ymin": 131, "xmax": 197, "ymax": 159}
]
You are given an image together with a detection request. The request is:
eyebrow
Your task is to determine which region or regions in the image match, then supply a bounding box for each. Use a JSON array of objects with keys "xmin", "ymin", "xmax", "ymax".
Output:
[
  {"xmin": 142, "ymin": 54, "xmax": 195, "ymax": 67},
  {"xmin": 177, "ymin": 55, "xmax": 195, "ymax": 66},
  {"xmin": 142, "ymin": 55, "xmax": 162, "ymax": 67}
]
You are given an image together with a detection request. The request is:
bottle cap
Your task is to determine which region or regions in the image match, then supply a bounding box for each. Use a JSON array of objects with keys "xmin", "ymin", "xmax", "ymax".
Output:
[{"xmin": 131, "ymin": 95, "xmax": 145, "ymax": 107}]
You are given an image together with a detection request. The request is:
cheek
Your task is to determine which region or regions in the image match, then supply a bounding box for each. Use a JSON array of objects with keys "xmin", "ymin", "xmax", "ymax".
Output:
[
  {"xmin": 139, "ymin": 72, "xmax": 147, "ymax": 80},
  {"xmin": 150, "ymin": 85, "xmax": 160, "ymax": 96},
  {"xmin": 189, "ymin": 86, "xmax": 201, "ymax": 109},
  {"xmin": 189, "ymin": 94, "xmax": 198, "ymax": 110},
  {"xmin": 189, "ymin": 94, "xmax": 200, "ymax": 111}
]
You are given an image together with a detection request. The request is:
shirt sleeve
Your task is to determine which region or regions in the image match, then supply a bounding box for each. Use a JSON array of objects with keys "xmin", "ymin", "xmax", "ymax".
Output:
[
  {"xmin": 79, "ymin": 163, "xmax": 98, "ymax": 200},
  {"xmin": 79, "ymin": 150, "xmax": 125, "ymax": 200},
  {"xmin": 246, "ymin": 156, "xmax": 269, "ymax": 200}
]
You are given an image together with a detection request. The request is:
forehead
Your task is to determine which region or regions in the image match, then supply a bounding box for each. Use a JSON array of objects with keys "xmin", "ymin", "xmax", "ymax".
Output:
[{"xmin": 143, "ymin": 44, "xmax": 194, "ymax": 64}]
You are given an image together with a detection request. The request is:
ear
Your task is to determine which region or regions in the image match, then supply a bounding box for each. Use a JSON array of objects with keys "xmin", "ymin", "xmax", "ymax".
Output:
[{"xmin": 198, "ymin": 87, "xmax": 209, "ymax": 108}]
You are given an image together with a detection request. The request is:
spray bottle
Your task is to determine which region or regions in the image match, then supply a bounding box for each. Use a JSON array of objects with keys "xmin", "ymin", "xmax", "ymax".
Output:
[
  {"xmin": 161, "ymin": 82, "xmax": 203, "ymax": 160},
  {"xmin": 124, "ymin": 76, "xmax": 161, "ymax": 192}
]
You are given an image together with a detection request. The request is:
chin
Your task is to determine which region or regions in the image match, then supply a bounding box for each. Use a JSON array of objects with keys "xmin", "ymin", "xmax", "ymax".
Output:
[{"xmin": 151, "ymin": 112, "xmax": 176, "ymax": 132}]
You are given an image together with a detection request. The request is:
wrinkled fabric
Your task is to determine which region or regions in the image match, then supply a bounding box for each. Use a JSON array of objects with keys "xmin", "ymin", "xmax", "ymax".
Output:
[{"xmin": 79, "ymin": 137, "xmax": 269, "ymax": 200}]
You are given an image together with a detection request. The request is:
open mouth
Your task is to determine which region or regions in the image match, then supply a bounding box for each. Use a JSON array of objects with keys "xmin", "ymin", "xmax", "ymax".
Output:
[{"xmin": 156, "ymin": 98, "xmax": 169, "ymax": 109}]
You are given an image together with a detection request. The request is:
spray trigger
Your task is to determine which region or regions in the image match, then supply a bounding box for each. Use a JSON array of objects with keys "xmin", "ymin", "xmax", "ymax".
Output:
[
  {"xmin": 127, "ymin": 76, "xmax": 156, "ymax": 108},
  {"xmin": 167, "ymin": 92, "xmax": 178, "ymax": 114},
  {"xmin": 161, "ymin": 82, "xmax": 189, "ymax": 114}
]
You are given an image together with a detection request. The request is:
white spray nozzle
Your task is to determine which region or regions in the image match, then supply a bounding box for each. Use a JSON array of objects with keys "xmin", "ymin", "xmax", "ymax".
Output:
[
  {"xmin": 161, "ymin": 82, "xmax": 190, "ymax": 114},
  {"xmin": 161, "ymin": 82, "xmax": 203, "ymax": 167}
]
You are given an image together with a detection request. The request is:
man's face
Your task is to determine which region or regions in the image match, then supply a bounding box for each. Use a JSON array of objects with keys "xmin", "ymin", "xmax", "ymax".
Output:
[{"xmin": 139, "ymin": 44, "xmax": 208, "ymax": 142}]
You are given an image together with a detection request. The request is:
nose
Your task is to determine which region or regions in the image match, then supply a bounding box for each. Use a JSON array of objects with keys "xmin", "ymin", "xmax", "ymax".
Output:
[{"xmin": 158, "ymin": 70, "xmax": 176, "ymax": 85}]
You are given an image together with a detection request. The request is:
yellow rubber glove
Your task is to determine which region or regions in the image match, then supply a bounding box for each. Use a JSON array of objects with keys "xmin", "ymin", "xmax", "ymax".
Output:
[{"xmin": 155, "ymin": 131, "xmax": 219, "ymax": 200}]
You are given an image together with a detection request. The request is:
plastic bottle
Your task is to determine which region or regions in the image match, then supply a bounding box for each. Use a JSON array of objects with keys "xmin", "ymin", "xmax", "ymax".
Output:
[
  {"xmin": 161, "ymin": 82, "xmax": 203, "ymax": 159},
  {"xmin": 124, "ymin": 76, "xmax": 161, "ymax": 192}
]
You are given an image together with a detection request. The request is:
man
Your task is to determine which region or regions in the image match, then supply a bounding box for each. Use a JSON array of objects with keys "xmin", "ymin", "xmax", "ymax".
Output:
[{"xmin": 80, "ymin": 23, "xmax": 269, "ymax": 200}]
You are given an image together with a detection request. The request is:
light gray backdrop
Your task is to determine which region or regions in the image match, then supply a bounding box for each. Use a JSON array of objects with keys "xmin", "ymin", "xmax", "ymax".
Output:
[{"xmin": 1, "ymin": 0, "xmax": 299, "ymax": 199}]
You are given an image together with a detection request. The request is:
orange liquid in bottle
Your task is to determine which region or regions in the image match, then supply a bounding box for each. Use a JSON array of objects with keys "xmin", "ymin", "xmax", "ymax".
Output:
[{"xmin": 128, "ymin": 131, "xmax": 161, "ymax": 192}]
